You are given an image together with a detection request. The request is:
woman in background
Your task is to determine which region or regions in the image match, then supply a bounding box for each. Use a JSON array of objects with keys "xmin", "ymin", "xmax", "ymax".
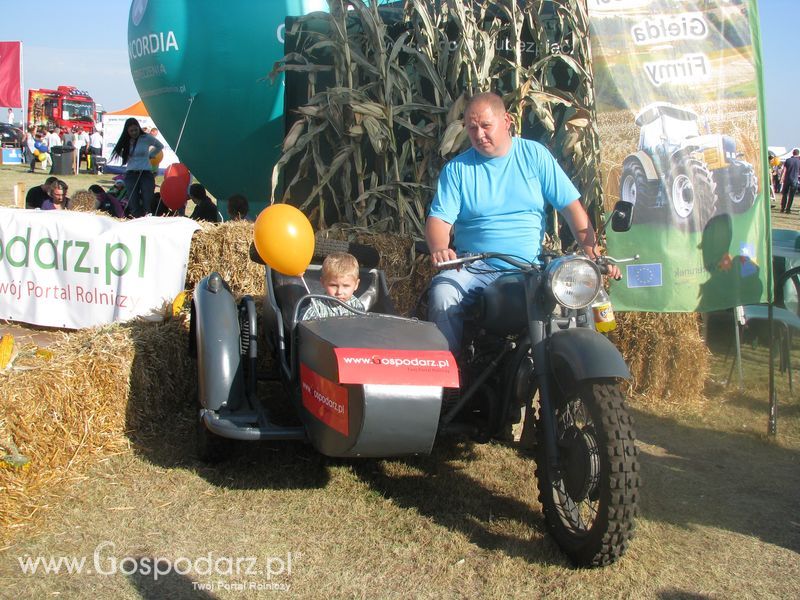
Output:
[{"xmin": 110, "ymin": 117, "xmax": 164, "ymax": 217}]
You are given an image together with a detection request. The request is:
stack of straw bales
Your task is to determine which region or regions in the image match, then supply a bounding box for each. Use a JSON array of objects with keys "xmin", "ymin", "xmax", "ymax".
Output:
[{"xmin": 0, "ymin": 221, "xmax": 708, "ymax": 540}]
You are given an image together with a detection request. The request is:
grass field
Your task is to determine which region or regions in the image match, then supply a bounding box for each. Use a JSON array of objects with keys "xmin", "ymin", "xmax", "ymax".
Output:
[
  {"xmin": 0, "ymin": 334, "xmax": 797, "ymax": 598},
  {"xmin": 0, "ymin": 162, "xmax": 798, "ymax": 597}
]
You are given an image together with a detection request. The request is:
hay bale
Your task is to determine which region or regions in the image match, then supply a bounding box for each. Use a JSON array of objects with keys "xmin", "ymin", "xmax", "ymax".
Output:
[
  {"xmin": 613, "ymin": 312, "xmax": 709, "ymax": 406},
  {"xmin": 0, "ymin": 316, "xmax": 193, "ymax": 543},
  {"xmin": 186, "ymin": 221, "xmax": 264, "ymax": 296}
]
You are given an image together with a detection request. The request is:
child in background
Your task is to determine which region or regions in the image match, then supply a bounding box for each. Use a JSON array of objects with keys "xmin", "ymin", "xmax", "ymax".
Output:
[{"xmin": 301, "ymin": 253, "xmax": 365, "ymax": 320}]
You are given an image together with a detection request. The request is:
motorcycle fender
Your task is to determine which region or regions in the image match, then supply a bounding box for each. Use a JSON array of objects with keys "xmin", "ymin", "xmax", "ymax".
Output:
[
  {"xmin": 548, "ymin": 328, "xmax": 631, "ymax": 385},
  {"xmin": 627, "ymin": 151, "xmax": 658, "ymax": 182},
  {"xmin": 192, "ymin": 273, "xmax": 244, "ymax": 411}
]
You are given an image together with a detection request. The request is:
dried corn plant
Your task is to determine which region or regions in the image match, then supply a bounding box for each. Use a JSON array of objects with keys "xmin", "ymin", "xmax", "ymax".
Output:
[{"xmin": 269, "ymin": 0, "xmax": 602, "ymax": 239}]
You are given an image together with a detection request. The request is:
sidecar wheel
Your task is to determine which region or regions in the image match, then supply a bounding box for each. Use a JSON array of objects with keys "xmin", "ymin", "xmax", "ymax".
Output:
[{"xmin": 535, "ymin": 380, "xmax": 639, "ymax": 567}]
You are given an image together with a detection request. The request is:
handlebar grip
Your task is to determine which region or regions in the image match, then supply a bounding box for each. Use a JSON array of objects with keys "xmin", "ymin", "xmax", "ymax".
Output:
[{"xmin": 435, "ymin": 258, "xmax": 462, "ymax": 268}]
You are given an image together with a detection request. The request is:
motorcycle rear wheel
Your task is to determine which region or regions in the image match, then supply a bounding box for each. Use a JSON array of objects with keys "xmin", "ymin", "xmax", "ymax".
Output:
[{"xmin": 535, "ymin": 380, "xmax": 639, "ymax": 567}]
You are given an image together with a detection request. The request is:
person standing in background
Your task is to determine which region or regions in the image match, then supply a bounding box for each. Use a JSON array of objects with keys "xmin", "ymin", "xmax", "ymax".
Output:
[
  {"xmin": 88, "ymin": 127, "xmax": 103, "ymax": 172},
  {"xmin": 46, "ymin": 127, "xmax": 61, "ymax": 150},
  {"xmin": 72, "ymin": 127, "xmax": 87, "ymax": 173},
  {"xmin": 7, "ymin": 108, "xmax": 14, "ymax": 125},
  {"xmin": 110, "ymin": 117, "xmax": 164, "ymax": 217},
  {"xmin": 25, "ymin": 127, "xmax": 37, "ymax": 172},
  {"xmin": 780, "ymin": 148, "xmax": 800, "ymax": 214}
]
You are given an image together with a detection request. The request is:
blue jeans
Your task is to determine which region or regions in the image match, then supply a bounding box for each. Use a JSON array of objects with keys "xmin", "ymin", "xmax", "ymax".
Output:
[
  {"xmin": 125, "ymin": 169, "xmax": 155, "ymax": 217},
  {"xmin": 428, "ymin": 260, "xmax": 501, "ymax": 353}
]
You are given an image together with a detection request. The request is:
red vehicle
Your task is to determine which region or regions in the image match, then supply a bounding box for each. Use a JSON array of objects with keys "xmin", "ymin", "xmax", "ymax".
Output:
[{"xmin": 27, "ymin": 86, "xmax": 97, "ymax": 132}]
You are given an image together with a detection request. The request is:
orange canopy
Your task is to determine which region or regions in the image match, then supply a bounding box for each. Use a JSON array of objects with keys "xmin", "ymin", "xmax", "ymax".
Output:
[{"xmin": 107, "ymin": 100, "xmax": 149, "ymax": 116}]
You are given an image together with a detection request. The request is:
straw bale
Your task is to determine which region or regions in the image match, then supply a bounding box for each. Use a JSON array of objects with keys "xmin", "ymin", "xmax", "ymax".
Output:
[
  {"xmin": 68, "ymin": 190, "xmax": 97, "ymax": 212},
  {"xmin": 186, "ymin": 221, "xmax": 264, "ymax": 297},
  {"xmin": 0, "ymin": 326, "xmax": 132, "ymax": 539},
  {"xmin": 613, "ymin": 312, "xmax": 709, "ymax": 406},
  {"xmin": 0, "ymin": 316, "xmax": 192, "ymax": 542}
]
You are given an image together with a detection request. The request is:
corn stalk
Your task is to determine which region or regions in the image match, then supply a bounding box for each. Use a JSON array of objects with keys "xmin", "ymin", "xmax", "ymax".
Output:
[{"xmin": 269, "ymin": 0, "xmax": 602, "ymax": 240}]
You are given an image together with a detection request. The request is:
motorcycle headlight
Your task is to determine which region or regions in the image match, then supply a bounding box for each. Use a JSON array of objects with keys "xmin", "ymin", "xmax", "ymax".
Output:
[{"xmin": 545, "ymin": 256, "xmax": 601, "ymax": 309}]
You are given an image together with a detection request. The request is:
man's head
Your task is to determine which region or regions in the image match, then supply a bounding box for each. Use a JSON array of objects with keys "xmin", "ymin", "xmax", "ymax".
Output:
[
  {"xmin": 793, "ymin": 148, "xmax": 799, "ymax": 156},
  {"xmin": 320, "ymin": 253, "xmax": 360, "ymax": 302},
  {"xmin": 463, "ymin": 92, "xmax": 513, "ymax": 158},
  {"xmin": 43, "ymin": 176, "xmax": 58, "ymax": 191},
  {"xmin": 189, "ymin": 183, "xmax": 207, "ymax": 203},
  {"xmin": 49, "ymin": 181, "xmax": 68, "ymax": 207},
  {"xmin": 226, "ymin": 194, "xmax": 249, "ymax": 220}
]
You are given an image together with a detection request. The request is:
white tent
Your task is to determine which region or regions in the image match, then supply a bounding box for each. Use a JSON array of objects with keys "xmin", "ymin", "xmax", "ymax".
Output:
[
  {"xmin": 768, "ymin": 146, "xmax": 792, "ymax": 161},
  {"xmin": 101, "ymin": 101, "xmax": 179, "ymax": 173}
]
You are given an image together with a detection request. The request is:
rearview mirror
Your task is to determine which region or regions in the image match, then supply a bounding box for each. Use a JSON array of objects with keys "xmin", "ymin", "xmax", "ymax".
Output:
[{"xmin": 611, "ymin": 201, "xmax": 634, "ymax": 232}]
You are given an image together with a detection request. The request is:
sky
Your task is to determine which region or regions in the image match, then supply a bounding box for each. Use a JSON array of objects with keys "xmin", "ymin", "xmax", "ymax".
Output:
[{"xmin": 0, "ymin": 0, "xmax": 797, "ymax": 147}]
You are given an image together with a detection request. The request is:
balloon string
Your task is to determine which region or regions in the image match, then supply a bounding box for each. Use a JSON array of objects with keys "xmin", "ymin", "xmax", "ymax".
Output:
[
  {"xmin": 300, "ymin": 275, "xmax": 322, "ymax": 319},
  {"xmin": 174, "ymin": 94, "xmax": 196, "ymax": 154}
]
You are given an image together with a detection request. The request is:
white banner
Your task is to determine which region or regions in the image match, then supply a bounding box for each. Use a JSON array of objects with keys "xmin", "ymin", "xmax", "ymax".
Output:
[{"xmin": 0, "ymin": 208, "xmax": 200, "ymax": 329}]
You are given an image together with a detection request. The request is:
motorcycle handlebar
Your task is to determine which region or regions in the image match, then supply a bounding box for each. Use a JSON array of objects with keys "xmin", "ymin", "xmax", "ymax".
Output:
[
  {"xmin": 435, "ymin": 252, "xmax": 532, "ymax": 270},
  {"xmin": 435, "ymin": 252, "xmax": 638, "ymax": 273}
]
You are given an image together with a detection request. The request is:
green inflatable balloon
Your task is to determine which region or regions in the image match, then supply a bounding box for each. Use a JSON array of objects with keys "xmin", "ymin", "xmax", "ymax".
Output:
[{"xmin": 127, "ymin": 0, "xmax": 327, "ymax": 218}]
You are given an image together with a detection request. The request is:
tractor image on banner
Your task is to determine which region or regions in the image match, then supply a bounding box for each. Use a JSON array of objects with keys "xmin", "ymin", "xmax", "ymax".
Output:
[{"xmin": 589, "ymin": 0, "xmax": 770, "ymax": 312}]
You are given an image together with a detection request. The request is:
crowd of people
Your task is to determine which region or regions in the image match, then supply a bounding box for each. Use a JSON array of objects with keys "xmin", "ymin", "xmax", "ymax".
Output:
[
  {"xmin": 23, "ymin": 173, "xmax": 249, "ymax": 223},
  {"xmin": 20, "ymin": 117, "xmax": 249, "ymax": 223},
  {"xmin": 22, "ymin": 123, "xmax": 102, "ymax": 175}
]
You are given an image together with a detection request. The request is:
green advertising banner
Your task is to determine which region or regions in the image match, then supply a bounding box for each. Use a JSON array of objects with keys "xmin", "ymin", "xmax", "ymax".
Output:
[{"xmin": 589, "ymin": 0, "xmax": 771, "ymax": 312}]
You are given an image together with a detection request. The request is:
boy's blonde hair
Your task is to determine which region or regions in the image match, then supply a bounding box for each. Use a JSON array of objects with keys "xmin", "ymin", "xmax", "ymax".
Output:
[{"xmin": 321, "ymin": 252, "xmax": 360, "ymax": 282}]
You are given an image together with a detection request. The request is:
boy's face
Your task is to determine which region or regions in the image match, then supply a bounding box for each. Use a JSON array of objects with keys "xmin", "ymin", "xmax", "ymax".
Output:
[{"xmin": 322, "ymin": 274, "xmax": 359, "ymax": 302}]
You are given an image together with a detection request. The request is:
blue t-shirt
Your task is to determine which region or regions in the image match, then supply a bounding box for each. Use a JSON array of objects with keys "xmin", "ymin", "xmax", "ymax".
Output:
[{"xmin": 428, "ymin": 137, "xmax": 579, "ymax": 263}]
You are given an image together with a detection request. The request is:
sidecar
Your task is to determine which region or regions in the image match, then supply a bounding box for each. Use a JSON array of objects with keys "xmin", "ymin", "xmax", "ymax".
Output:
[{"xmin": 190, "ymin": 240, "xmax": 458, "ymax": 460}]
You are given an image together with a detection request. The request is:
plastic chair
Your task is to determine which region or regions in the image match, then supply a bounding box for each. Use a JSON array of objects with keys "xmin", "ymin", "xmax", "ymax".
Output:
[{"xmin": 736, "ymin": 266, "xmax": 800, "ymax": 391}]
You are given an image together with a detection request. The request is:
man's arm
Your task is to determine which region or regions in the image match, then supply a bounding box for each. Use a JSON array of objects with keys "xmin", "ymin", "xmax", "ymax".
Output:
[
  {"xmin": 559, "ymin": 199, "xmax": 621, "ymax": 279},
  {"xmin": 425, "ymin": 216, "xmax": 457, "ymax": 266}
]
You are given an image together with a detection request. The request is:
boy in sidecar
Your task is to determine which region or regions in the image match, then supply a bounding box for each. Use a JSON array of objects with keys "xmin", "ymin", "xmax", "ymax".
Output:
[{"xmin": 300, "ymin": 252, "xmax": 365, "ymax": 320}]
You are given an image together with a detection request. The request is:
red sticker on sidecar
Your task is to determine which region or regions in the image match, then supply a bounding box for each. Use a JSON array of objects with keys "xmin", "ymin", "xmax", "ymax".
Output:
[
  {"xmin": 333, "ymin": 348, "xmax": 459, "ymax": 387},
  {"xmin": 301, "ymin": 364, "xmax": 349, "ymax": 436}
]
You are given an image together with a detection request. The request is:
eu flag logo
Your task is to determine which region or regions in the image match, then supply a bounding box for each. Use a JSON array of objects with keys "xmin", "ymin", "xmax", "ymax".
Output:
[{"xmin": 626, "ymin": 263, "xmax": 663, "ymax": 288}]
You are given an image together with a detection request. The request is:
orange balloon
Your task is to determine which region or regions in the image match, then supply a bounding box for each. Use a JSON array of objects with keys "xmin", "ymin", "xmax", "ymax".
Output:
[
  {"xmin": 253, "ymin": 204, "xmax": 315, "ymax": 276},
  {"xmin": 149, "ymin": 150, "xmax": 164, "ymax": 168}
]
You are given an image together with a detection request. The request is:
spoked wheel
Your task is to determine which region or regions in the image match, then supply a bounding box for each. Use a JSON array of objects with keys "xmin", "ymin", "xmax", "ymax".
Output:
[{"xmin": 535, "ymin": 380, "xmax": 639, "ymax": 567}]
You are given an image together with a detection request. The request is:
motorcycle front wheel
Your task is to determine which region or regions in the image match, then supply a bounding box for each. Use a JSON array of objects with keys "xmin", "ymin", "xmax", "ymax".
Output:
[{"xmin": 535, "ymin": 379, "xmax": 639, "ymax": 567}]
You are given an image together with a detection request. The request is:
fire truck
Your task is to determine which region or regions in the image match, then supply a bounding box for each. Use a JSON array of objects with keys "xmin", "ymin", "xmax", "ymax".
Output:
[{"xmin": 27, "ymin": 86, "xmax": 97, "ymax": 132}]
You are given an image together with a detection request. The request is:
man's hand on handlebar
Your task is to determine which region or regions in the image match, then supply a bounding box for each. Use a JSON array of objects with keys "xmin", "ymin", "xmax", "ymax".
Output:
[
  {"xmin": 605, "ymin": 263, "xmax": 622, "ymax": 280},
  {"xmin": 431, "ymin": 247, "xmax": 458, "ymax": 268}
]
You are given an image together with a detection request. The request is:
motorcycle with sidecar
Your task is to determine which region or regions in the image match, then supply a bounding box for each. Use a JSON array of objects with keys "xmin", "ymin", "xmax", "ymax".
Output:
[{"xmin": 189, "ymin": 206, "xmax": 639, "ymax": 567}]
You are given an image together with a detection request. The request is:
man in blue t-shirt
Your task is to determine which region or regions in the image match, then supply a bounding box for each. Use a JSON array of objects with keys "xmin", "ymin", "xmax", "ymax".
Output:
[{"xmin": 426, "ymin": 92, "xmax": 618, "ymax": 352}]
